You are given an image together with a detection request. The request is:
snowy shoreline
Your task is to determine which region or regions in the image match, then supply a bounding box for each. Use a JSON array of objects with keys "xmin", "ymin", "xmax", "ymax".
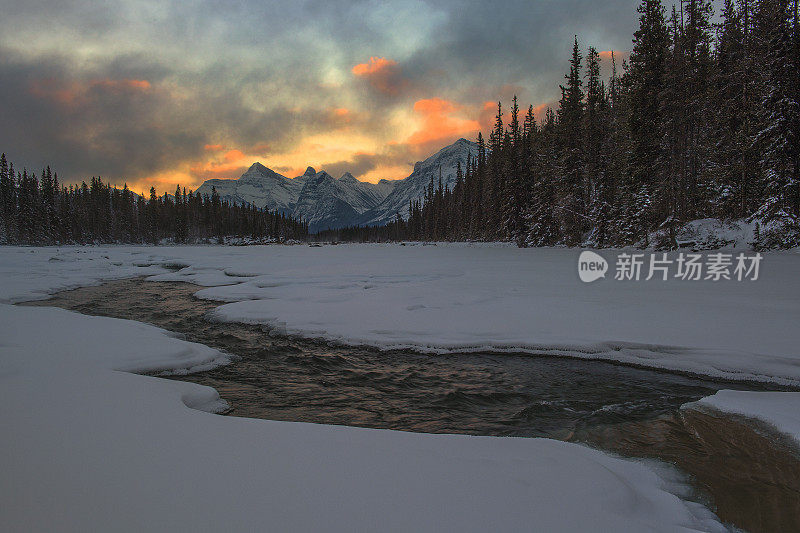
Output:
[
  {"xmin": 4, "ymin": 244, "xmax": 800, "ymax": 384},
  {"xmin": 2, "ymin": 243, "xmax": 799, "ymax": 531},
  {"xmin": 0, "ymin": 297, "xmax": 726, "ymax": 532}
]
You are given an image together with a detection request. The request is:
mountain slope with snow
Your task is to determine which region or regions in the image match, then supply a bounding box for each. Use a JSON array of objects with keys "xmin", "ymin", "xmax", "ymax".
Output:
[
  {"xmin": 358, "ymin": 138, "xmax": 478, "ymax": 226},
  {"xmin": 290, "ymin": 168, "xmax": 395, "ymax": 232},
  {"xmin": 195, "ymin": 163, "xmax": 305, "ymax": 215},
  {"xmin": 193, "ymin": 138, "xmax": 476, "ymax": 231}
]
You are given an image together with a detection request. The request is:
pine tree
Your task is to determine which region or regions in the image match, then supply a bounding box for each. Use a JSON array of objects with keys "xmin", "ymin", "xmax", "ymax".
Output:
[
  {"xmin": 0, "ymin": 154, "xmax": 13, "ymax": 242},
  {"xmin": 682, "ymin": 0, "xmax": 715, "ymax": 219},
  {"xmin": 712, "ymin": 0, "xmax": 759, "ymax": 218},
  {"xmin": 754, "ymin": 0, "xmax": 800, "ymax": 227},
  {"xmin": 486, "ymin": 103, "xmax": 505, "ymax": 239},
  {"xmin": 557, "ymin": 37, "xmax": 586, "ymax": 245},
  {"xmin": 502, "ymin": 96, "xmax": 526, "ymax": 243},
  {"xmin": 625, "ymin": 0, "xmax": 670, "ymax": 240},
  {"xmin": 524, "ymin": 108, "xmax": 561, "ymax": 246},
  {"xmin": 584, "ymin": 47, "xmax": 613, "ymax": 246}
]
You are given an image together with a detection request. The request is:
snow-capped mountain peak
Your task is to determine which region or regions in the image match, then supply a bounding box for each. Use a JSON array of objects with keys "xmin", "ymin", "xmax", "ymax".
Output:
[
  {"xmin": 357, "ymin": 138, "xmax": 477, "ymax": 227},
  {"xmin": 193, "ymin": 138, "xmax": 475, "ymax": 232},
  {"xmin": 248, "ymin": 162, "xmax": 268, "ymax": 172},
  {"xmin": 195, "ymin": 163, "xmax": 304, "ymax": 215},
  {"xmin": 291, "ymin": 170, "xmax": 397, "ymax": 232}
]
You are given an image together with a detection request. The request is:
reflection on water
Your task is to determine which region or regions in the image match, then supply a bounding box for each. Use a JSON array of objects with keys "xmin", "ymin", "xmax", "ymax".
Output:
[
  {"xmin": 24, "ymin": 278, "xmax": 760, "ymax": 438},
  {"xmin": 575, "ymin": 411, "xmax": 800, "ymax": 533},
  {"xmin": 25, "ymin": 278, "xmax": 800, "ymax": 532}
]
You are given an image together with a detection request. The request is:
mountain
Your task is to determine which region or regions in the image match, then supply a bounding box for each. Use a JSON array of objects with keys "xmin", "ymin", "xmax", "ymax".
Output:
[
  {"xmin": 195, "ymin": 163, "xmax": 305, "ymax": 215},
  {"xmin": 291, "ymin": 170, "xmax": 394, "ymax": 232},
  {"xmin": 194, "ymin": 163, "xmax": 396, "ymax": 231},
  {"xmin": 357, "ymin": 138, "xmax": 478, "ymax": 227},
  {"xmin": 192, "ymin": 138, "xmax": 477, "ymax": 232}
]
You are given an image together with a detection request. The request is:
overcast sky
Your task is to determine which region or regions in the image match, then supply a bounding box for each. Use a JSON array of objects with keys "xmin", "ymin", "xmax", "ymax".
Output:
[{"xmin": 0, "ymin": 0, "xmax": 643, "ymax": 192}]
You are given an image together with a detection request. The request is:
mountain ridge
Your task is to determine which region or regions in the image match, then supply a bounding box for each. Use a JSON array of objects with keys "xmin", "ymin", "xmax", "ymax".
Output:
[{"xmin": 194, "ymin": 138, "xmax": 477, "ymax": 232}]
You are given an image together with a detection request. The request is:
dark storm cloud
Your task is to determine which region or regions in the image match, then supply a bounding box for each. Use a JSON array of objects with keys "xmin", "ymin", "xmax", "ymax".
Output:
[
  {"xmin": 321, "ymin": 155, "xmax": 386, "ymax": 179},
  {"xmin": 399, "ymin": 0, "xmax": 640, "ymax": 104},
  {"xmin": 0, "ymin": 46, "xmax": 340, "ymax": 184},
  {"xmin": 0, "ymin": 0, "xmax": 645, "ymax": 186},
  {"xmin": 320, "ymin": 140, "xmax": 448, "ymax": 181},
  {"xmin": 5, "ymin": 56, "xmax": 225, "ymax": 182},
  {"xmin": 0, "ymin": 50, "xmax": 203, "ymax": 184}
]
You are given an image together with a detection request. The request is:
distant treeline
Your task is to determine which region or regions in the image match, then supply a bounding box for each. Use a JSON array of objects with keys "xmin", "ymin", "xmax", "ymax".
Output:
[
  {"xmin": 5, "ymin": 0, "xmax": 798, "ymax": 249},
  {"xmin": 328, "ymin": 0, "xmax": 800, "ymax": 249},
  {"xmin": 0, "ymin": 155, "xmax": 308, "ymax": 245}
]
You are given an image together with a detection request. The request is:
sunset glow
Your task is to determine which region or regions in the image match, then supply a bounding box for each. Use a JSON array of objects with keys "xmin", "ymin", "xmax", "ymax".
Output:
[{"xmin": 1, "ymin": 0, "xmax": 637, "ymax": 194}]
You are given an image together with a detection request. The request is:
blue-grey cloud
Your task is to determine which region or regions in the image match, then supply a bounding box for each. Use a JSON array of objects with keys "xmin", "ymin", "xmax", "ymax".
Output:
[{"xmin": 0, "ymin": 0, "xmax": 646, "ymax": 188}]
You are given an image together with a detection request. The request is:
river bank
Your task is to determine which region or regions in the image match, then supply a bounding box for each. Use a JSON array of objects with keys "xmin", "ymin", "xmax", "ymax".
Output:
[{"xmin": 24, "ymin": 277, "xmax": 800, "ymax": 531}]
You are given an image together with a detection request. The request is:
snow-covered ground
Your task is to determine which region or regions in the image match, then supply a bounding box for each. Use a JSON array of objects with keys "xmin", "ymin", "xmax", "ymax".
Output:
[
  {"xmin": 664, "ymin": 218, "xmax": 757, "ymax": 249},
  {"xmin": 1, "ymin": 285, "xmax": 725, "ymax": 532},
  {"xmin": 3, "ymin": 244, "xmax": 798, "ymax": 385},
  {"xmin": 1, "ymin": 243, "xmax": 799, "ymax": 531},
  {"xmin": 647, "ymin": 217, "xmax": 800, "ymax": 252},
  {"xmin": 691, "ymin": 390, "xmax": 800, "ymax": 442}
]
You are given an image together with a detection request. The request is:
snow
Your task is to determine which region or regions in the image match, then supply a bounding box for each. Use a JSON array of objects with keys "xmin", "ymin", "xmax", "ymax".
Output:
[
  {"xmin": 0, "ymin": 288, "xmax": 729, "ymax": 531},
  {"xmin": 652, "ymin": 218, "xmax": 757, "ymax": 250},
  {"xmin": 195, "ymin": 162, "xmax": 305, "ymax": 214},
  {"xmin": 292, "ymin": 170, "xmax": 392, "ymax": 231},
  {"xmin": 690, "ymin": 390, "xmax": 800, "ymax": 444},
  {"xmin": 2, "ymin": 244, "xmax": 799, "ymax": 385},
  {"xmin": 359, "ymin": 138, "xmax": 477, "ymax": 226},
  {"xmin": 2, "ymin": 243, "xmax": 799, "ymax": 530}
]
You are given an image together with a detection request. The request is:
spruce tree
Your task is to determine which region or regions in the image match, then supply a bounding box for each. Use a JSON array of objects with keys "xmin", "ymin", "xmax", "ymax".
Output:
[
  {"xmin": 584, "ymin": 47, "xmax": 612, "ymax": 247},
  {"xmin": 754, "ymin": 0, "xmax": 800, "ymax": 229},
  {"xmin": 0, "ymin": 154, "xmax": 12, "ymax": 242},
  {"xmin": 557, "ymin": 37, "xmax": 586, "ymax": 245},
  {"xmin": 626, "ymin": 0, "xmax": 670, "ymax": 240}
]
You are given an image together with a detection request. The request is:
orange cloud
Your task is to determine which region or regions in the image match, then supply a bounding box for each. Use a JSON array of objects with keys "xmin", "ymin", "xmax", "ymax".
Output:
[
  {"xmin": 92, "ymin": 79, "xmax": 151, "ymax": 91},
  {"xmin": 249, "ymin": 142, "xmax": 271, "ymax": 154},
  {"xmin": 282, "ymin": 167, "xmax": 310, "ymax": 179},
  {"xmin": 29, "ymin": 79, "xmax": 80, "ymax": 106},
  {"xmin": 361, "ymin": 163, "xmax": 409, "ymax": 183},
  {"xmin": 29, "ymin": 78, "xmax": 151, "ymax": 107},
  {"xmin": 352, "ymin": 57, "xmax": 396, "ymax": 76},
  {"xmin": 130, "ymin": 147, "xmax": 250, "ymax": 194},
  {"xmin": 598, "ymin": 50, "xmax": 630, "ymax": 65},
  {"xmin": 326, "ymin": 107, "xmax": 354, "ymax": 127},
  {"xmin": 189, "ymin": 148, "xmax": 249, "ymax": 180},
  {"xmin": 352, "ymin": 57, "xmax": 404, "ymax": 95},
  {"xmin": 479, "ymin": 101, "xmax": 498, "ymax": 131},
  {"xmin": 224, "ymin": 149, "xmax": 245, "ymax": 162},
  {"xmin": 406, "ymin": 98, "xmax": 480, "ymax": 149}
]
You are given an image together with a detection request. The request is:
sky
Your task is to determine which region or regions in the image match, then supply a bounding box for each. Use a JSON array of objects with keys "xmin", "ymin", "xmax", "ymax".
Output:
[{"xmin": 0, "ymin": 0, "xmax": 641, "ymax": 193}]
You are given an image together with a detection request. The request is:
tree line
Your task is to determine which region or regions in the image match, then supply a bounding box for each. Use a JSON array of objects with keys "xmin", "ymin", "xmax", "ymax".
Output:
[
  {"xmin": 0, "ymin": 155, "xmax": 308, "ymax": 245},
  {"xmin": 335, "ymin": 0, "xmax": 800, "ymax": 249},
  {"xmin": 4, "ymin": 0, "xmax": 797, "ymax": 249}
]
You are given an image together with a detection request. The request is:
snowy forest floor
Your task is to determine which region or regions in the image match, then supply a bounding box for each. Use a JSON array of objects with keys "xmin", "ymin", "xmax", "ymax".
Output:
[{"xmin": 2, "ymin": 243, "xmax": 800, "ymax": 532}]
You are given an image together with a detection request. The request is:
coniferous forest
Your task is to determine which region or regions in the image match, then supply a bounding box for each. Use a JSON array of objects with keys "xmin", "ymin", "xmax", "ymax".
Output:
[
  {"xmin": 0, "ymin": 157, "xmax": 308, "ymax": 245},
  {"xmin": 2, "ymin": 0, "xmax": 799, "ymax": 249},
  {"xmin": 329, "ymin": 0, "xmax": 800, "ymax": 249}
]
